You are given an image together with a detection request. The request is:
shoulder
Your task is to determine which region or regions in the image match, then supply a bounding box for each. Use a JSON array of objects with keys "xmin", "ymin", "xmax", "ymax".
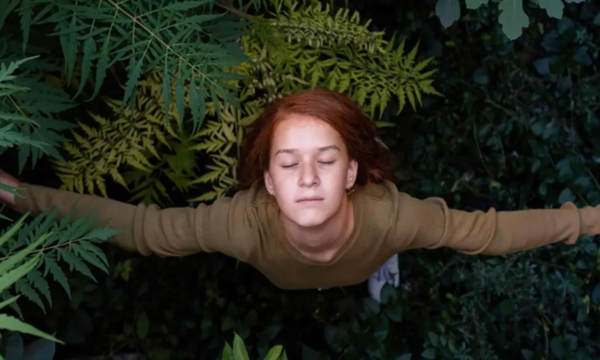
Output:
[
  {"xmin": 352, "ymin": 180, "xmax": 400, "ymax": 235},
  {"xmin": 355, "ymin": 179, "xmax": 399, "ymax": 204}
]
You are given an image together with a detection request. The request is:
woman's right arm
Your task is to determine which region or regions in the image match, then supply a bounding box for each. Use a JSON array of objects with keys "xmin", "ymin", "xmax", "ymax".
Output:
[{"xmin": 0, "ymin": 170, "xmax": 255, "ymax": 261}]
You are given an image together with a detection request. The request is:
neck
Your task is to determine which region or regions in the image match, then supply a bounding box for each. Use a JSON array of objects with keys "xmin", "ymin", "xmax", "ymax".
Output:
[{"xmin": 281, "ymin": 197, "xmax": 355, "ymax": 262}]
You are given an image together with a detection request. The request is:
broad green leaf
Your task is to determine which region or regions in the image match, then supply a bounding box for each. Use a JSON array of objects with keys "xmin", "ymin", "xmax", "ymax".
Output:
[
  {"xmin": 435, "ymin": 0, "xmax": 461, "ymax": 28},
  {"xmin": 222, "ymin": 343, "xmax": 233, "ymax": 360},
  {"xmin": 421, "ymin": 348, "xmax": 436, "ymax": 359},
  {"xmin": 0, "ymin": 314, "xmax": 61, "ymax": 343},
  {"xmin": 232, "ymin": 333, "xmax": 250, "ymax": 360},
  {"xmin": 539, "ymin": 0, "xmax": 564, "ymax": 19},
  {"xmin": 498, "ymin": 0, "xmax": 529, "ymax": 40},
  {"xmin": 4, "ymin": 332, "xmax": 24, "ymax": 360},
  {"xmin": 22, "ymin": 338, "xmax": 56, "ymax": 360},
  {"xmin": 558, "ymin": 188, "xmax": 576, "ymax": 204},
  {"xmin": 263, "ymin": 345, "xmax": 283, "ymax": 360},
  {"xmin": 592, "ymin": 283, "xmax": 600, "ymax": 304}
]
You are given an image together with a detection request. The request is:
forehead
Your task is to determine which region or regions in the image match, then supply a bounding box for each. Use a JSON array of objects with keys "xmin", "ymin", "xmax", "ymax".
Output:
[{"xmin": 271, "ymin": 114, "xmax": 343, "ymax": 145}]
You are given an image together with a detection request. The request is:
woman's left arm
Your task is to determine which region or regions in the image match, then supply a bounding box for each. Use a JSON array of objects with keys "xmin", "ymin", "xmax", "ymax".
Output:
[{"xmin": 391, "ymin": 191, "xmax": 600, "ymax": 255}]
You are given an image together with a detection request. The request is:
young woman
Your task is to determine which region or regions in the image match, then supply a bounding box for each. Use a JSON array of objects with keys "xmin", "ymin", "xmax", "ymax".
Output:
[{"xmin": 0, "ymin": 88, "xmax": 598, "ymax": 301}]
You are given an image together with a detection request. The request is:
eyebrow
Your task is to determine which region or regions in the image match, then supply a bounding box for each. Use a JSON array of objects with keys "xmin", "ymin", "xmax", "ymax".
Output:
[{"xmin": 274, "ymin": 145, "xmax": 341, "ymax": 156}]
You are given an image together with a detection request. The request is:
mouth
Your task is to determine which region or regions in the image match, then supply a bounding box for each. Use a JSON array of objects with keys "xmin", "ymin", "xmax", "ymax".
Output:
[{"xmin": 297, "ymin": 197, "xmax": 324, "ymax": 203}]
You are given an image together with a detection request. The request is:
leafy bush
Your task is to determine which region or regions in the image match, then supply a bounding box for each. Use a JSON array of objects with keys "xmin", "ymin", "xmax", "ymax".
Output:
[
  {"xmin": 52, "ymin": 0, "xmax": 439, "ymax": 204},
  {"xmin": 2, "ymin": 0, "xmax": 600, "ymax": 360},
  {"xmin": 0, "ymin": 51, "xmax": 114, "ymax": 360}
]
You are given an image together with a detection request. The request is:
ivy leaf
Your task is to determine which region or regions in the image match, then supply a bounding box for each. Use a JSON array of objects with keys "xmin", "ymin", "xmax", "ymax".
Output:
[
  {"xmin": 498, "ymin": 0, "xmax": 529, "ymax": 40},
  {"xmin": 558, "ymin": 188, "xmax": 576, "ymax": 204},
  {"xmin": 466, "ymin": 0, "xmax": 489, "ymax": 8},
  {"xmin": 539, "ymin": 0, "xmax": 564, "ymax": 19},
  {"xmin": 435, "ymin": 0, "xmax": 461, "ymax": 28},
  {"xmin": 592, "ymin": 283, "xmax": 600, "ymax": 304},
  {"xmin": 422, "ymin": 348, "xmax": 436, "ymax": 359},
  {"xmin": 136, "ymin": 312, "xmax": 149, "ymax": 340},
  {"xmin": 521, "ymin": 349, "xmax": 534, "ymax": 360}
]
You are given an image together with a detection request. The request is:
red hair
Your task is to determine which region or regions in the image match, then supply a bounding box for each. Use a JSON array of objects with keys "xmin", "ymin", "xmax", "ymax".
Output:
[{"xmin": 236, "ymin": 88, "xmax": 395, "ymax": 190}]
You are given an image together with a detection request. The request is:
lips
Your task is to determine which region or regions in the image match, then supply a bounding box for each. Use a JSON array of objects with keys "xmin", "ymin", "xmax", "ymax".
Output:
[{"xmin": 297, "ymin": 197, "xmax": 324, "ymax": 203}]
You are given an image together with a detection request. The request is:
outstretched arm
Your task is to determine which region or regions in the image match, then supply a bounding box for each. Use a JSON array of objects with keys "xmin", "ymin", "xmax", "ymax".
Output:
[
  {"xmin": 391, "ymin": 191, "xmax": 598, "ymax": 255},
  {"xmin": 1, "ymin": 172, "xmax": 255, "ymax": 261}
]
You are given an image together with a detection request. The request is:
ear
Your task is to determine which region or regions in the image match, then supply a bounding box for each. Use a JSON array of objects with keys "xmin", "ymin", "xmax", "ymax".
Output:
[
  {"xmin": 264, "ymin": 170, "xmax": 275, "ymax": 196},
  {"xmin": 346, "ymin": 159, "xmax": 358, "ymax": 189}
]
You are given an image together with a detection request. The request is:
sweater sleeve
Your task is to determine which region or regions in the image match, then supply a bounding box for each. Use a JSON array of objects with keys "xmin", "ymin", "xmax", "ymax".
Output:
[
  {"xmin": 391, "ymin": 191, "xmax": 600, "ymax": 255},
  {"xmin": 12, "ymin": 183, "xmax": 255, "ymax": 261}
]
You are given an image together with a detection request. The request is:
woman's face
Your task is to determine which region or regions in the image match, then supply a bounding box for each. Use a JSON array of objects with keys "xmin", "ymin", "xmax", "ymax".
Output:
[{"xmin": 264, "ymin": 114, "xmax": 358, "ymax": 228}]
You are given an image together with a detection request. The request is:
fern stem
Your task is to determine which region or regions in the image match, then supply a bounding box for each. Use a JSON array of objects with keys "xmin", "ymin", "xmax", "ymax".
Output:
[
  {"xmin": 7, "ymin": 96, "xmax": 28, "ymax": 119},
  {"xmin": 215, "ymin": 0, "xmax": 254, "ymax": 20},
  {"xmin": 105, "ymin": 0, "xmax": 219, "ymax": 89},
  {"xmin": 0, "ymin": 236, "xmax": 101, "ymax": 261}
]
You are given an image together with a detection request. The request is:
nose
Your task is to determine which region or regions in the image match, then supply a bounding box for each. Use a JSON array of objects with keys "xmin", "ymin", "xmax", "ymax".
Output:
[{"xmin": 299, "ymin": 162, "xmax": 319, "ymax": 187}]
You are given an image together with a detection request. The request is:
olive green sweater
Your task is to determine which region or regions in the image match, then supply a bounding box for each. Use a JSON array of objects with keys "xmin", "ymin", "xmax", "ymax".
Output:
[{"xmin": 13, "ymin": 180, "xmax": 600, "ymax": 290}]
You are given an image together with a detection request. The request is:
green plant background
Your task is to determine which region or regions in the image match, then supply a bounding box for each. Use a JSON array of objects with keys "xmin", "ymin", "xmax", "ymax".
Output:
[{"xmin": 1, "ymin": 0, "xmax": 600, "ymax": 359}]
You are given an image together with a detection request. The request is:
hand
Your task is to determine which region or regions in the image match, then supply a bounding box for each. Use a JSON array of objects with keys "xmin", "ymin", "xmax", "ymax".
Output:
[{"xmin": 0, "ymin": 169, "xmax": 21, "ymax": 207}]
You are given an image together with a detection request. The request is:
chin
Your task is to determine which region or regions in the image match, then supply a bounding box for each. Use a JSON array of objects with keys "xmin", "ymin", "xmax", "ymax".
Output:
[{"xmin": 290, "ymin": 210, "xmax": 331, "ymax": 228}]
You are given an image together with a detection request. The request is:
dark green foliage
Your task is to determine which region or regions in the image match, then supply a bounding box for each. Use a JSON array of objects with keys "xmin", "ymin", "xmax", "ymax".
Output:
[{"xmin": 3, "ymin": 0, "xmax": 600, "ymax": 360}]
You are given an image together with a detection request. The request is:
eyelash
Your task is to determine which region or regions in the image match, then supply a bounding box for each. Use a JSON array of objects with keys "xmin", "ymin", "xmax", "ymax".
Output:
[{"xmin": 282, "ymin": 161, "xmax": 335, "ymax": 169}]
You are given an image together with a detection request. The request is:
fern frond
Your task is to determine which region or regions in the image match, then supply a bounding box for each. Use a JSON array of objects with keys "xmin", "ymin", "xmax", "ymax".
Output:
[{"xmin": 21, "ymin": 0, "xmax": 250, "ymax": 131}]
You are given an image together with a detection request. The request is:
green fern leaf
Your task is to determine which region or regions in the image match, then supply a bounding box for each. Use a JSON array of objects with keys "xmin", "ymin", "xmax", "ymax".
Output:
[
  {"xmin": 0, "ymin": 0, "xmax": 20, "ymax": 32},
  {"xmin": 166, "ymin": 0, "xmax": 212, "ymax": 10},
  {"xmin": 122, "ymin": 54, "xmax": 146, "ymax": 112},
  {"xmin": 74, "ymin": 37, "xmax": 96, "ymax": 98},
  {"xmin": 80, "ymin": 241, "xmax": 109, "ymax": 269},
  {"xmin": 90, "ymin": 29, "xmax": 111, "ymax": 100},
  {"xmin": 70, "ymin": 243, "xmax": 108, "ymax": 273},
  {"xmin": 175, "ymin": 71, "xmax": 185, "ymax": 125},
  {"xmin": 26, "ymin": 269, "xmax": 51, "ymax": 307},
  {"xmin": 15, "ymin": 278, "xmax": 45, "ymax": 313},
  {"xmin": 1, "ymin": 291, "xmax": 23, "ymax": 318},
  {"xmin": 43, "ymin": 257, "xmax": 70, "ymax": 298},
  {"xmin": 0, "ymin": 313, "xmax": 61, "ymax": 343},
  {"xmin": 58, "ymin": 248, "xmax": 96, "ymax": 283},
  {"xmin": 162, "ymin": 66, "xmax": 172, "ymax": 121},
  {"xmin": 19, "ymin": 0, "xmax": 32, "ymax": 54}
]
